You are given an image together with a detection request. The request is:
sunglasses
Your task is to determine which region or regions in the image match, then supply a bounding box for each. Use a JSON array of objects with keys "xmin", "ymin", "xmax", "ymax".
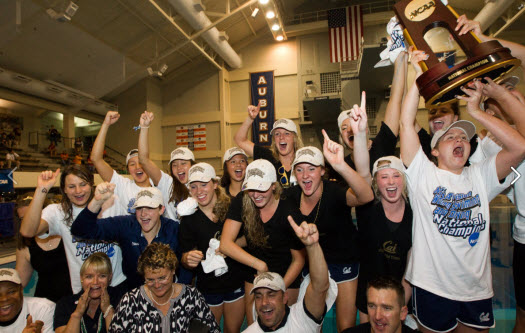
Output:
[{"xmin": 278, "ymin": 166, "xmax": 289, "ymax": 185}]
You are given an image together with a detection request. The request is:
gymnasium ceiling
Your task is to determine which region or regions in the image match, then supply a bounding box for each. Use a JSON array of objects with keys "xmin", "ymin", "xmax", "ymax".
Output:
[{"xmin": 0, "ymin": 0, "xmax": 524, "ymax": 118}]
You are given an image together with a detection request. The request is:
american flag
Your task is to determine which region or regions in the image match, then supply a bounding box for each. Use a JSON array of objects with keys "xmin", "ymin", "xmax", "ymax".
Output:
[{"xmin": 328, "ymin": 6, "xmax": 363, "ymax": 63}]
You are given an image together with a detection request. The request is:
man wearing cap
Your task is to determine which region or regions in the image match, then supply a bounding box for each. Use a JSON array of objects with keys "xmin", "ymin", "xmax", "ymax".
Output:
[
  {"xmin": 91, "ymin": 111, "xmax": 152, "ymax": 215},
  {"xmin": 71, "ymin": 185, "xmax": 179, "ymax": 290},
  {"xmin": 0, "ymin": 268, "xmax": 55, "ymax": 333},
  {"xmin": 243, "ymin": 216, "xmax": 337, "ymax": 333},
  {"xmin": 401, "ymin": 55, "xmax": 525, "ymax": 332},
  {"xmin": 235, "ymin": 103, "xmax": 303, "ymax": 188}
]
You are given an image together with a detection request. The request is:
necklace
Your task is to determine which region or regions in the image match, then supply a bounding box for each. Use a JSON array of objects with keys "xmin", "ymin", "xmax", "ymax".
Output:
[
  {"xmin": 147, "ymin": 284, "xmax": 175, "ymax": 306},
  {"xmin": 80, "ymin": 312, "xmax": 103, "ymax": 333},
  {"xmin": 300, "ymin": 183, "xmax": 323, "ymax": 224}
]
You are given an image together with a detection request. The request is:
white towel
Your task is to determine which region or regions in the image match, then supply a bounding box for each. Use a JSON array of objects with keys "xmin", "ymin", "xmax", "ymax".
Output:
[
  {"xmin": 375, "ymin": 16, "xmax": 406, "ymax": 68},
  {"xmin": 201, "ymin": 239, "xmax": 228, "ymax": 277},
  {"xmin": 176, "ymin": 197, "xmax": 198, "ymax": 217}
]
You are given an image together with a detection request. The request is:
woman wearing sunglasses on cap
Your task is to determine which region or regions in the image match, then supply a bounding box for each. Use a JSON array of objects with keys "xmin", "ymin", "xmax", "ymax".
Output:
[
  {"xmin": 287, "ymin": 133, "xmax": 374, "ymax": 331},
  {"xmin": 137, "ymin": 111, "xmax": 193, "ymax": 222},
  {"xmin": 349, "ymin": 100, "xmax": 413, "ymax": 325},
  {"xmin": 178, "ymin": 163, "xmax": 245, "ymax": 333},
  {"xmin": 220, "ymin": 159, "xmax": 306, "ymax": 325},
  {"xmin": 234, "ymin": 102, "xmax": 303, "ymax": 188}
]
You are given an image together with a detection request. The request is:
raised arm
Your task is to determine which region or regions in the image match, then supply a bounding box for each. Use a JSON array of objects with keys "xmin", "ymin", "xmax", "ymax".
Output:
[
  {"xmin": 322, "ymin": 129, "xmax": 374, "ymax": 206},
  {"xmin": 15, "ymin": 248, "xmax": 33, "ymax": 287},
  {"xmin": 383, "ymin": 51, "xmax": 408, "ymax": 136},
  {"xmin": 400, "ymin": 48, "xmax": 428, "ymax": 166},
  {"xmin": 349, "ymin": 92, "xmax": 372, "ymax": 185},
  {"xmin": 456, "ymin": 15, "xmax": 525, "ymax": 70},
  {"xmin": 287, "ymin": 216, "xmax": 329, "ymax": 321},
  {"xmin": 91, "ymin": 111, "xmax": 120, "ymax": 182},
  {"xmin": 457, "ymin": 81, "xmax": 525, "ymax": 179},
  {"xmin": 233, "ymin": 102, "xmax": 261, "ymax": 157},
  {"xmin": 482, "ymin": 77, "xmax": 525, "ymax": 135},
  {"xmin": 219, "ymin": 219, "xmax": 268, "ymax": 273},
  {"xmin": 19, "ymin": 169, "xmax": 59, "ymax": 237},
  {"xmin": 138, "ymin": 111, "xmax": 162, "ymax": 185}
]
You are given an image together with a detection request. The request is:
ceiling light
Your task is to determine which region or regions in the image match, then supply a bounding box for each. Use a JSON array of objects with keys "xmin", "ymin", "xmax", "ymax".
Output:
[
  {"xmin": 251, "ymin": 7, "xmax": 259, "ymax": 18},
  {"xmin": 276, "ymin": 35, "xmax": 284, "ymax": 41},
  {"xmin": 259, "ymin": 0, "xmax": 269, "ymax": 4},
  {"xmin": 271, "ymin": 23, "xmax": 280, "ymax": 31},
  {"xmin": 266, "ymin": 11, "xmax": 275, "ymax": 19},
  {"xmin": 159, "ymin": 64, "xmax": 168, "ymax": 74}
]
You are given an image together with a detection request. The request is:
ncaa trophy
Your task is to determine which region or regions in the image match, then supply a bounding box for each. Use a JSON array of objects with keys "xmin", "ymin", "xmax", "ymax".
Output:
[{"xmin": 393, "ymin": 0, "xmax": 521, "ymax": 108}]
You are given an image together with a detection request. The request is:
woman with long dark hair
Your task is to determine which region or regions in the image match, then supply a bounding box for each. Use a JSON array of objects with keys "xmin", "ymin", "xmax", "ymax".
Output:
[
  {"xmin": 19, "ymin": 165, "xmax": 126, "ymax": 294},
  {"xmin": 220, "ymin": 147, "xmax": 248, "ymax": 198}
]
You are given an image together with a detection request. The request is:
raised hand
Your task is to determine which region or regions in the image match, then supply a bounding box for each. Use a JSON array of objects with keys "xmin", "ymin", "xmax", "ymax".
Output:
[
  {"xmin": 479, "ymin": 77, "xmax": 510, "ymax": 101},
  {"xmin": 321, "ymin": 129, "xmax": 344, "ymax": 167},
  {"xmin": 37, "ymin": 169, "xmax": 60, "ymax": 192},
  {"xmin": 104, "ymin": 111, "xmax": 120, "ymax": 126},
  {"xmin": 100, "ymin": 286, "xmax": 111, "ymax": 314},
  {"xmin": 287, "ymin": 215, "xmax": 319, "ymax": 247},
  {"xmin": 183, "ymin": 250, "xmax": 204, "ymax": 268},
  {"xmin": 22, "ymin": 315, "xmax": 44, "ymax": 333},
  {"xmin": 457, "ymin": 81, "xmax": 484, "ymax": 114},
  {"xmin": 455, "ymin": 14, "xmax": 482, "ymax": 37},
  {"xmin": 93, "ymin": 182, "xmax": 116, "ymax": 202},
  {"xmin": 247, "ymin": 100, "xmax": 261, "ymax": 120},
  {"xmin": 74, "ymin": 286, "xmax": 91, "ymax": 317},
  {"xmin": 348, "ymin": 91, "xmax": 368, "ymax": 135},
  {"xmin": 140, "ymin": 111, "xmax": 155, "ymax": 128},
  {"xmin": 408, "ymin": 46, "xmax": 429, "ymax": 76}
]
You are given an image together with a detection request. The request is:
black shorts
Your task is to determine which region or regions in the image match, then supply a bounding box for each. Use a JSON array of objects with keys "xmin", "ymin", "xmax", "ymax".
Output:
[{"xmin": 514, "ymin": 240, "xmax": 525, "ymax": 310}]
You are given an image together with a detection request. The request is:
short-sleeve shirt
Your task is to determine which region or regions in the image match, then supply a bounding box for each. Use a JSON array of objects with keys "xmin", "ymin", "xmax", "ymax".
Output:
[
  {"xmin": 179, "ymin": 209, "xmax": 245, "ymax": 294},
  {"xmin": 39, "ymin": 204, "xmax": 126, "ymax": 293},
  {"xmin": 226, "ymin": 193, "xmax": 304, "ymax": 280},
  {"xmin": 110, "ymin": 170, "xmax": 153, "ymax": 215},
  {"xmin": 286, "ymin": 181, "xmax": 359, "ymax": 263},
  {"xmin": 254, "ymin": 145, "xmax": 293, "ymax": 188},
  {"xmin": 157, "ymin": 171, "xmax": 185, "ymax": 222},
  {"xmin": 0, "ymin": 297, "xmax": 55, "ymax": 333},
  {"xmin": 404, "ymin": 147, "xmax": 511, "ymax": 301}
]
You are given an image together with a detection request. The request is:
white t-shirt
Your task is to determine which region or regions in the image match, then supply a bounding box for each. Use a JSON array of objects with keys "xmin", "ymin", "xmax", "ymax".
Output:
[
  {"xmin": 110, "ymin": 170, "xmax": 153, "ymax": 215},
  {"xmin": 470, "ymin": 136, "xmax": 525, "ymax": 244},
  {"xmin": 39, "ymin": 204, "xmax": 126, "ymax": 293},
  {"xmin": 405, "ymin": 147, "xmax": 511, "ymax": 301},
  {"xmin": 0, "ymin": 297, "xmax": 55, "ymax": 333},
  {"xmin": 243, "ymin": 275, "xmax": 338, "ymax": 333},
  {"xmin": 157, "ymin": 171, "xmax": 181, "ymax": 222}
]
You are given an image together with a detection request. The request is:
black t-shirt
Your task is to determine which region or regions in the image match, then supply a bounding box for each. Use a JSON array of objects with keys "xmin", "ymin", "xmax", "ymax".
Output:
[
  {"xmin": 226, "ymin": 192, "xmax": 304, "ymax": 281},
  {"xmin": 179, "ymin": 209, "xmax": 245, "ymax": 294},
  {"xmin": 341, "ymin": 322, "xmax": 419, "ymax": 333},
  {"xmin": 253, "ymin": 145, "xmax": 292, "ymax": 188},
  {"xmin": 355, "ymin": 200, "xmax": 412, "ymax": 313},
  {"xmin": 286, "ymin": 181, "xmax": 359, "ymax": 263},
  {"xmin": 418, "ymin": 128, "xmax": 478, "ymax": 165},
  {"xmin": 54, "ymin": 287, "xmax": 123, "ymax": 332},
  {"xmin": 343, "ymin": 122, "xmax": 397, "ymax": 173}
]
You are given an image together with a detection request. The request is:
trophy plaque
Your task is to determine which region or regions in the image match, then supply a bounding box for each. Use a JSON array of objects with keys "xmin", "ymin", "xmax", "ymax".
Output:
[{"xmin": 393, "ymin": 0, "xmax": 521, "ymax": 108}]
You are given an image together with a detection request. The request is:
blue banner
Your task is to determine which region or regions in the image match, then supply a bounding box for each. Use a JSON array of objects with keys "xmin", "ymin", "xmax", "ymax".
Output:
[
  {"xmin": 0, "ymin": 170, "xmax": 14, "ymax": 192},
  {"xmin": 250, "ymin": 71, "xmax": 275, "ymax": 147}
]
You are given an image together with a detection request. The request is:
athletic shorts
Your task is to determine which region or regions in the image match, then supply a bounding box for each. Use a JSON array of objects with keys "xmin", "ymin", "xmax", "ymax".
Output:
[
  {"xmin": 203, "ymin": 287, "xmax": 245, "ymax": 307},
  {"xmin": 514, "ymin": 240, "xmax": 525, "ymax": 310},
  {"xmin": 412, "ymin": 286, "xmax": 494, "ymax": 332},
  {"xmin": 303, "ymin": 262, "xmax": 359, "ymax": 284}
]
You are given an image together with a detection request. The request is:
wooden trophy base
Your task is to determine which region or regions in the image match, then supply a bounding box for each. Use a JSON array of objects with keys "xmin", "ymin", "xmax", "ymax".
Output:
[{"xmin": 416, "ymin": 40, "xmax": 521, "ymax": 108}]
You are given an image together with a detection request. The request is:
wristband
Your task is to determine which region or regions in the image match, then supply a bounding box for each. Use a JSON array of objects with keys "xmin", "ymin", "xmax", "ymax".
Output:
[{"xmin": 104, "ymin": 305, "xmax": 114, "ymax": 318}]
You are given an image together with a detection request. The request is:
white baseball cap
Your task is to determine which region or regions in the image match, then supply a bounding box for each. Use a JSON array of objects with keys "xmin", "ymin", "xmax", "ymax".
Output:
[
  {"xmin": 0, "ymin": 268, "xmax": 21, "ymax": 285},
  {"xmin": 223, "ymin": 147, "xmax": 248, "ymax": 164},
  {"xmin": 126, "ymin": 149, "xmax": 139, "ymax": 165},
  {"xmin": 250, "ymin": 272, "xmax": 286, "ymax": 294},
  {"xmin": 188, "ymin": 163, "xmax": 218, "ymax": 183},
  {"xmin": 270, "ymin": 119, "xmax": 297, "ymax": 135},
  {"xmin": 430, "ymin": 120, "xmax": 476, "ymax": 149},
  {"xmin": 242, "ymin": 159, "xmax": 277, "ymax": 192},
  {"xmin": 133, "ymin": 187, "xmax": 164, "ymax": 209},
  {"xmin": 337, "ymin": 110, "xmax": 351, "ymax": 133},
  {"xmin": 292, "ymin": 146, "xmax": 325, "ymax": 169},
  {"xmin": 372, "ymin": 156, "xmax": 405, "ymax": 176},
  {"xmin": 168, "ymin": 147, "xmax": 195, "ymax": 165}
]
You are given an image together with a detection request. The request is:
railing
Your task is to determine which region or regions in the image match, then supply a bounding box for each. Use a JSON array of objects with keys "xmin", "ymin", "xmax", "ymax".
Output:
[
  {"xmin": 28, "ymin": 131, "xmax": 74, "ymax": 152},
  {"xmin": 284, "ymin": 0, "xmax": 396, "ymax": 26}
]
